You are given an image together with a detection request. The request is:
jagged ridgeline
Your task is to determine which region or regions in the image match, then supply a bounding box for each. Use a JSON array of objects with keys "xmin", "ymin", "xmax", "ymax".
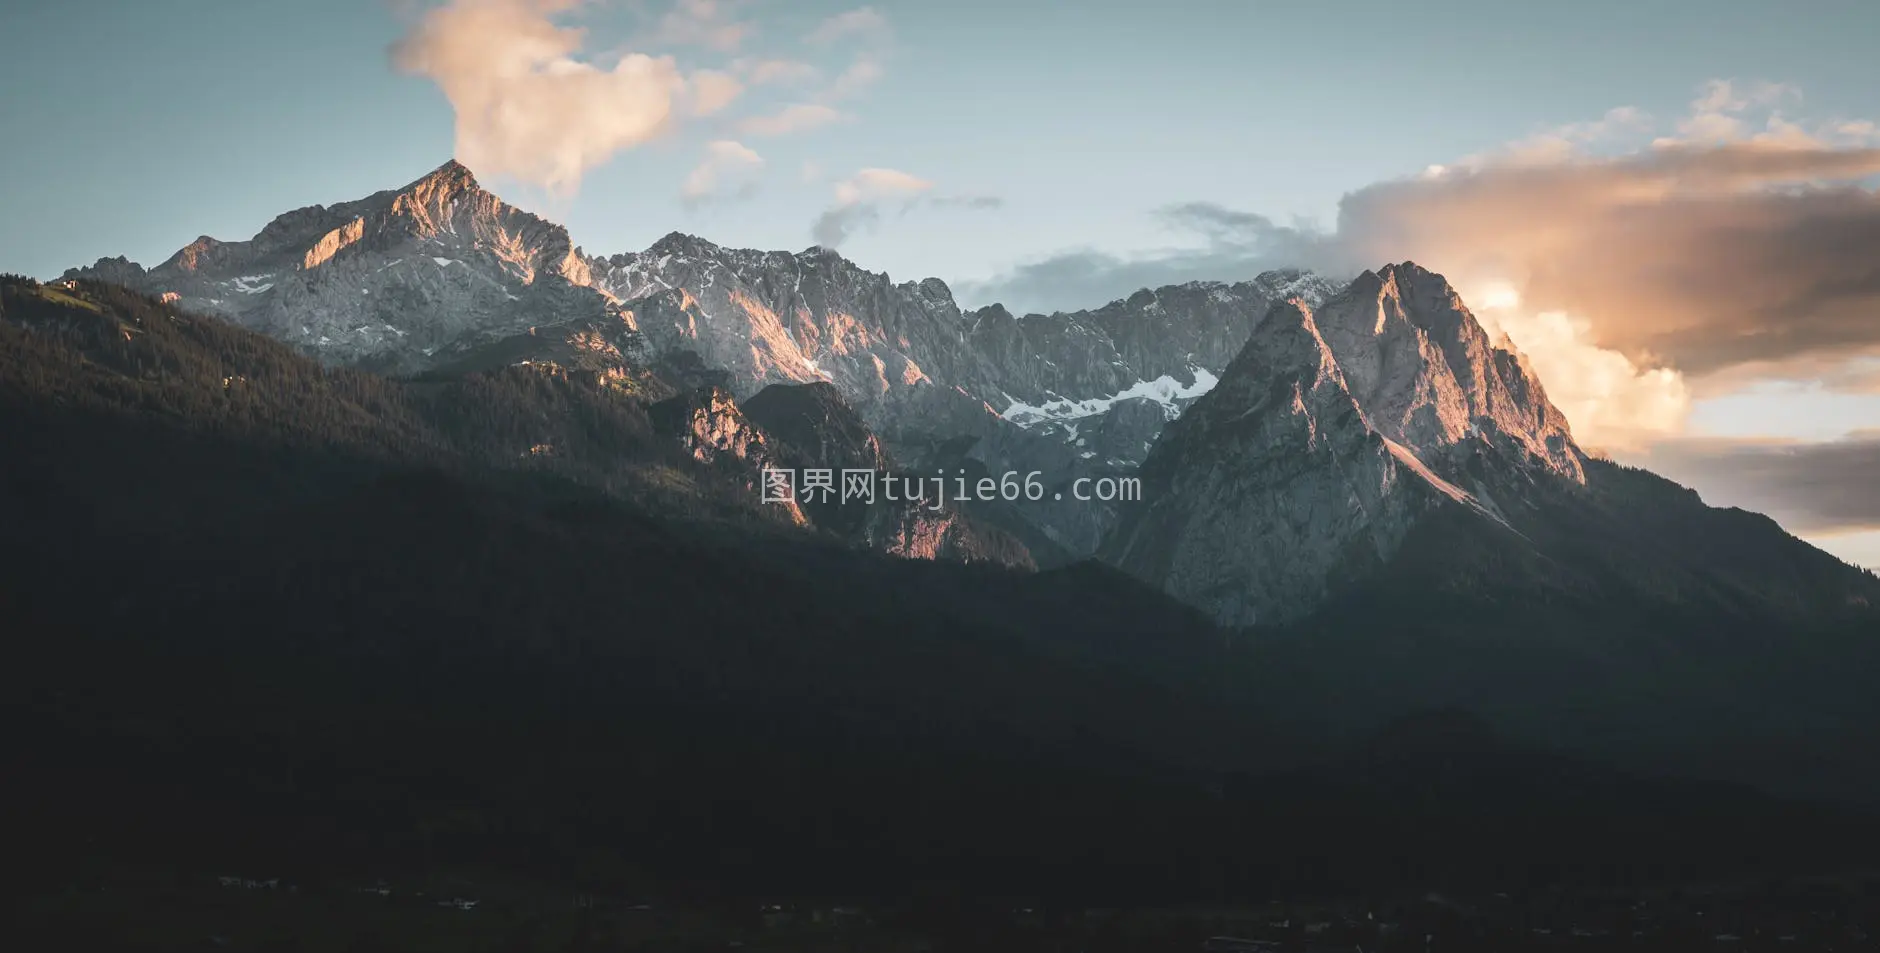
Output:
[
  {"xmin": 61, "ymin": 160, "xmax": 1342, "ymax": 555},
  {"xmin": 7, "ymin": 274, "xmax": 1878, "ymax": 908},
  {"xmin": 13, "ymin": 159, "xmax": 1880, "ymax": 906}
]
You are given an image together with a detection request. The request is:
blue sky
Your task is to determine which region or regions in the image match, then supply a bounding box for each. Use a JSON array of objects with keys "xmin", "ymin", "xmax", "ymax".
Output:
[
  {"xmin": 7, "ymin": 0, "xmax": 1876, "ymax": 286},
  {"xmin": 4, "ymin": 0, "xmax": 1879, "ymax": 565}
]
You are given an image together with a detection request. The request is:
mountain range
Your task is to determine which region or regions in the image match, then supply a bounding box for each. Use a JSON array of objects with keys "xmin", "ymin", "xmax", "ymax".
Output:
[
  {"xmin": 57, "ymin": 160, "xmax": 1879, "ymax": 614},
  {"xmin": 64, "ymin": 160, "xmax": 1343, "ymax": 554},
  {"xmin": 12, "ymin": 159, "xmax": 1880, "ymax": 907}
]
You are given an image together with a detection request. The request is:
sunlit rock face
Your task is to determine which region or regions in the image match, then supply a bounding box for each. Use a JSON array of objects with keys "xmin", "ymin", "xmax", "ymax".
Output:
[
  {"xmin": 59, "ymin": 160, "xmax": 1350, "ymax": 561},
  {"xmin": 586, "ymin": 234, "xmax": 1345, "ymax": 470},
  {"xmin": 741, "ymin": 382, "xmax": 1035, "ymax": 570},
  {"xmin": 1104, "ymin": 266, "xmax": 1589, "ymax": 626},
  {"xmin": 590, "ymin": 236, "xmax": 959, "ymax": 417},
  {"xmin": 650, "ymin": 385, "xmax": 770, "ymax": 467},
  {"xmin": 582, "ymin": 235, "xmax": 1345, "ymax": 556},
  {"xmin": 1311, "ymin": 263, "xmax": 1583, "ymax": 483},
  {"xmin": 65, "ymin": 161, "xmax": 612, "ymax": 371},
  {"xmin": 970, "ymin": 272, "xmax": 1343, "ymax": 466},
  {"xmin": 1105, "ymin": 298, "xmax": 1447, "ymax": 626},
  {"xmin": 63, "ymin": 160, "xmax": 1340, "ymax": 437},
  {"xmin": 648, "ymin": 385, "xmax": 808, "ymax": 528}
]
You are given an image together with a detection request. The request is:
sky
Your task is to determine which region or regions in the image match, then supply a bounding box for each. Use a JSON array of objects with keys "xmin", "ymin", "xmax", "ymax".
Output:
[{"xmin": 3, "ymin": 0, "xmax": 1878, "ymax": 567}]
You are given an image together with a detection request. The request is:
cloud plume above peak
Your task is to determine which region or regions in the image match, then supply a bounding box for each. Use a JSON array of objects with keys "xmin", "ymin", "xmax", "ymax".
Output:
[
  {"xmin": 393, "ymin": 0, "xmax": 691, "ymax": 195},
  {"xmin": 391, "ymin": 1, "xmax": 895, "ymax": 196}
]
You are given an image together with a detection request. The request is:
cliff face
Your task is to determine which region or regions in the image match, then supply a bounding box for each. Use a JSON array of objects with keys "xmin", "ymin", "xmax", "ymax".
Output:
[
  {"xmin": 66, "ymin": 161, "xmax": 611, "ymax": 371},
  {"xmin": 1104, "ymin": 264, "xmax": 1592, "ymax": 626},
  {"xmin": 1104, "ymin": 297, "xmax": 1461, "ymax": 625},
  {"xmin": 60, "ymin": 160, "xmax": 1350, "ymax": 560}
]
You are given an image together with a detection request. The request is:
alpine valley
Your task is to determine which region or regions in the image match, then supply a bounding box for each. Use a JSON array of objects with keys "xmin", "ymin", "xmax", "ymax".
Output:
[{"xmin": 9, "ymin": 161, "xmax": 1880, "ymax": 921}]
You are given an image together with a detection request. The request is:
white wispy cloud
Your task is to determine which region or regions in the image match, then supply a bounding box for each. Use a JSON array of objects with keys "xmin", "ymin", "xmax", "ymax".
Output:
[
  {"xmin": 734, "ymin": 57, "xmax": 819, "ymax": 86},
  {"xmin": 644, "ymin": 0, "xmax": 752, "ymax": 52},
  {"xmin": 812, "ymin": 167, "xmax": 933, "ymax": 247},
  {"xmin": 805, "ymin": 7, "xmax": 893, "ymax": 104},
  {"xmin": 736, "ymin": 103, "xmax": 846, "ymax": 137},
  {"xmin": 686, "ymin": 69, "xmax": 743, "ymax": 116},
  {"xmin": 810, "ymin": 169, "xmax": 1002, "ymax": 247},
  {"xmin": 805, "ymin": 7, "xmax": 889, "ymax": 45},
  {"xmin": 680, "ymin": 139, "xmax": 764, "ymax": 205}
]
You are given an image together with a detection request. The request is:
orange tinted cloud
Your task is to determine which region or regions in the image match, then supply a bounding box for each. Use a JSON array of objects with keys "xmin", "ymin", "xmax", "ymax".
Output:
[
  {"xmin": 393, "ymin": 0, "xmax": 689, "ymax": 195},
  {"xmin": 1324, "ymin": 90, "xmax": 1880, "ymax": 379}
]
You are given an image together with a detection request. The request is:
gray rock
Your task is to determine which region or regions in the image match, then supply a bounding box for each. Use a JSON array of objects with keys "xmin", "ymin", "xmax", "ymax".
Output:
[
  {"xmin": 1104, "ymin": 267, "xmax": 1576, "ymax": 626},
  {"xmin": 64, "ymin": 160, "xmax": 610, "ymax": 372},
  {"xmin": 58, "ymin": 160, "xmax": 1348, "ymax": 560}
]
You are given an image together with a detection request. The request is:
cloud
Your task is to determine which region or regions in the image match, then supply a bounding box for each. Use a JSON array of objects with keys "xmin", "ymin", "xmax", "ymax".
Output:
[
  {"xmin": 392, "ymin": 1, "xmax": 889, "ymax": 191},
  {"xmin": 1328, "ymin": 141, "xmax": 1880, "ymax": 380},
  {"xmin": 686, "ymin": 69, "xmax": 743, "ymax": 116},
  {"xmin": 1653, "ymin": 79, "xmax": 1801, "ymax": 147},
  {"xmin": 826, "ymin": 54, "xmax": 885, "ymax": 100},
  {"xmin": 644, "ymin": 0, "xmax": 752, "ymax": 52},
  {"xmin": 1627, "ymin": 432, "xmax": 1880, "ymax": 535},
  {"xmin": 964, "ymin": 80, "xmax": 1880, "ymax": 446},
  {"xmin": 956, "ymin": 202, "xmax": 1320, "ymax": 314},
  {"xmin": 804, "ymin": 7, "xmax": 892, "ymax": 104},
  {"xmin": 1312, "ymin": 81, "xmax": 1880, "ymax": 383},
  {"xmin": 1482, "ymin": 106, "xmax": 1654, "ymax": 166},
  {"xmin": 932, "ymin": 194, "xmax": 1005, "ymax": 211},
  {"xmin": 694, "ymin": 8, "xmax": 890, "ymax": 147},
  {"xmin": 734, "ymin": 57, "xmax": 818, "ymax": 86},
  {"xmin": 393, "ymin": 0, "xmax": 705, "ymax": 195},
  {"xmin": 808, "ymin": 172, "xmax": 1002, "ymax": 248},
  {"xmin": 735, "ymin": 102, "xmax": 845, "ymax": 137},
  {"xmin": 1467, "ymin": 291, "xmax": 1692, "ymax": 452},
  {"xmin": 680, "ymin": 139, "xmax": 763, "ymax": 205},
  {"xmin": 958, "ymin": 208, "xmax": 1689, "ymax": 451},
  {"xmin": 1825, "ymin": 359, "xmax": 1880, "ymax": 393},
  {"xmin": 805, "ymin": 7, "xmax": 890, "ymax": 45},
  {"xmin": 812, "ymin": 168, "xmax": 932, "ymax": 247}
]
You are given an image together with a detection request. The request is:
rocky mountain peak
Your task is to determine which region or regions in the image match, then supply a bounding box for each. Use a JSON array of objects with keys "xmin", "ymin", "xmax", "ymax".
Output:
[
  {"xmin": 57, "ymin": 159, "xmax": 609, "ymax": 370},
  {"xmin": 915, "ymin": 277, "xmax": 954, "ymax": 304},
  {"xmin": 742, "ymin": 381, "xmax": 891, "ymax": 475},
  {"xmin": 1312, "ymin": 261, "xmax": 1584, "ymax": 482},
  {"xmin": 1105, "ymin": 291, "xmax": 1446, "ymax": 626},
  {"xmin": 968, "ymin": 303, "xmax": 1016, "ymax": 325},
  {"xmin": 55, "ymin": 161, "xmax": 1358, "ymax": 563},
  {"xmin": 407, "ymin": 158, "xmax": 480, "ymax": 195},
  {"xmin": 647, "ymin": 231, "xmax": 721, "ymax": 259},
  {"xmin": 63, "ymin": 256, "xmax": 147, "ymax": 285},
  {"xmin": 648, "ymin": 386, "xmax": 798, "ymax": 520},
  {"xmin": 161, "ymin": 236, "xmax": 226, "ymax": 273},
  {"xmin": 797, "ymin": 244, "xmax": 846, "ymax": 263},
  {"xmin": 1241, "ymin": 296, "xmax": 1343, "ymax": 384},
  {"xmin": 1105, "ymin": 272, "xmax": 1587, "ymax": 626}
]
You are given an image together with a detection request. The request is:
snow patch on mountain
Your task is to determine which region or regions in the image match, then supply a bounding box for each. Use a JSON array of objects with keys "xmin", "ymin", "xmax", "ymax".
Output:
[{"xmin": 1000, "ymin": 366, "xmax": 1219, "ymax": 426}]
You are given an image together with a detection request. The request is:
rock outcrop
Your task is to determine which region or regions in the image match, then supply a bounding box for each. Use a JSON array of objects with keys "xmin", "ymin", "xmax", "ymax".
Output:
[
  {"xmin": 61, "ymin": 160, "xmax": 1354, "ymax": 559},
  {"xmin": 1104, "ymin": 265, "xmax": 1584, "ymax": 626},
  {"xmin": 64, "ymin": 161, "xmax": 614, "ymax": 372}
]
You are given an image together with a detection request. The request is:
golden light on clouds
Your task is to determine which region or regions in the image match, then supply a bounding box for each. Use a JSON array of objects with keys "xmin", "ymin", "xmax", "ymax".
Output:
[{"xmin": 1464, "ymin": 285, "xmax": 1692, "ymax": 452}]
